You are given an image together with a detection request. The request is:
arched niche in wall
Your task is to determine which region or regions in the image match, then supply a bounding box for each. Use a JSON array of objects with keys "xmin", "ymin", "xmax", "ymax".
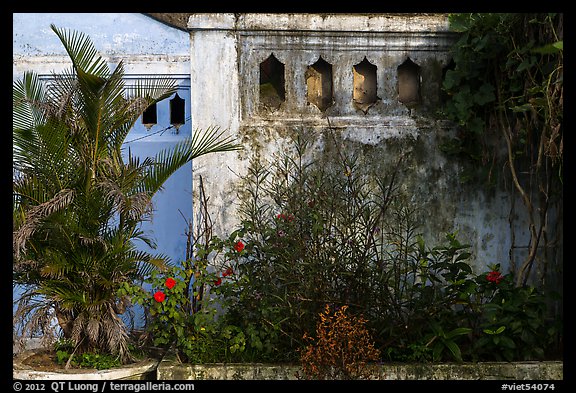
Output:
[
  {"xmin": 142, "ymin": 102, "xmax": 157, "ymax": 130},
  {"xmin": 397, "ymin": 57, "xmax": 421, "ymax": 108},
  {"xmin": 170, "ymin": 93, "xmax": 185, "ymax": 132},
  {"xmin": 259, "ymin": 54, "xmax": 286, "ymax": 111},
  {"xmin": 353, "ymin": 57, "xmax": 379, "ymax": 114},
  {"xmin": 305, "ymin": 56, "xmax": 333, "ymax": 112},
  {"xmin": 441, "ymin": 58, "xmax": 456, "ymax": 104}
]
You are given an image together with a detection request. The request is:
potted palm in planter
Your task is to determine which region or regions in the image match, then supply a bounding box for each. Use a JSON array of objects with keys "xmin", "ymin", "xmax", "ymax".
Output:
[{"xmin": 12, "ymin": 24, "xmax": 239, "ymax": 379}]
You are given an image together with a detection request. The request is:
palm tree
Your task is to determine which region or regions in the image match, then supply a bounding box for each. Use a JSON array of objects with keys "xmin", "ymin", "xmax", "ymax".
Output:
[{"xmin": 12, "ymin": 24, "xmax": 240, "ymax": 363}]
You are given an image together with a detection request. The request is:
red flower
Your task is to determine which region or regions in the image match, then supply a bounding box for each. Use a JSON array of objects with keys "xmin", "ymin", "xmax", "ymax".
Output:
[
  {"xmin": 154, "ymin": 291, "xmax": 166, "ymax": 303},
  {"xmin": 222, "ymin": 267, "xmax": 234, "ymax": 277},
  {"xmin": 276, "ymin": 213, "xmax": 294, "ymax": 222},
  {"xmin": 165, "ymin": 277, "xmax": 176, "ymax": 289},
  {"xmin": 234, "ymin": 241, "xmax": 245, "ymax": 253},
  {"xmin": 214, "ymin": 277, "xmax": 222, "ymax": 286},
  {"xmin": 486, "ymin": 271, "xmax": 504, "ymax": 284}
]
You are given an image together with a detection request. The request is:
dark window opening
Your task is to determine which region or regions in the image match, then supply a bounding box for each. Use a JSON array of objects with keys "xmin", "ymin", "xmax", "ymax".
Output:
[
  {"xmin": 397, "ymin": 57, "xmax": 421, "ymax": 107},
  {"xmin": 170, "ymin": 93, "xmax": 185, "ymax": 131},
  {"xmin": 306, "ymin": 56, "xmax": 333, "ymax": 112},
  {"xmin": 259, "ymin": 54, "xmax": 286, "ymax": 110},
  {"xmin": 353, "ymin": 57, "xmax": 379, "ymax": 114},
  {"xmin": 142, "ymin": 102, "xmax": 157, "ymax": 129}
]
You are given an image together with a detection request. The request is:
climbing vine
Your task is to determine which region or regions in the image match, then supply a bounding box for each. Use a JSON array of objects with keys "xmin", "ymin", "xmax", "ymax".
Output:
[{"xmin": 441, "ymin": 13, "xmax": 563, "ymax": 288}]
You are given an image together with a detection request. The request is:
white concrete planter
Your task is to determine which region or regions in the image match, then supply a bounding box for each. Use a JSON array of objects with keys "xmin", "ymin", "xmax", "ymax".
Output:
[{"xmin": 13, "ymin": 349, "xmax": 161, "ymax": 380}]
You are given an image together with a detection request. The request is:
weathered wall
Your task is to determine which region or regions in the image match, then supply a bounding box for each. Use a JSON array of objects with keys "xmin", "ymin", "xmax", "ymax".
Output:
[{"xmin": 187, "ymin": 13, "xmax": 528, "ymax": 274}]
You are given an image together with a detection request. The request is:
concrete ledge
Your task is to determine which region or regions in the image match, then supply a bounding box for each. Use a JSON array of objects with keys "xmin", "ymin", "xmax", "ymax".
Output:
[
  {"xmin": 187, "ymin": 13, "xmax": 452, "ymax": 33},
  {"xmin": 157, "ymin": 348, "xmax": 563, "ymax": 380}
]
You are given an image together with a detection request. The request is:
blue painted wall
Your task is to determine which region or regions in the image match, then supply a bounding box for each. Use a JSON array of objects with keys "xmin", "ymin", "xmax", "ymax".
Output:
[
  {"xmin": 13, "ymin": 12, "xmax": 192, "ymax": 265},
  {"xmin": 13, "ymin": 13, "xmax": 193, "ymax": 331},
  {"xmin": 13, "ymin": 13, "xmax": 187, "ymax": 58}
]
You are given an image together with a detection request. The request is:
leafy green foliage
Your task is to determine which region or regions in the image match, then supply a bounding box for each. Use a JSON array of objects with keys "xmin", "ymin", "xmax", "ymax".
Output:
[
  {"xmin": 441, "ymin": 13, "xmax": 563, "ymax": 184},
  {"xmin": 127, "ymin": 253, "xmax": 261, "ymax": 363},
  {"xmin": 440, "ymin": 13, "xmax": 563, "ymax": 305},
  {"xmin": 52, "ymin": 337, "xmax": 144, "ymax": 369},
  {"xmin": 190, "ymin": 134, "xmax": 559, "ymax": 363},
  {"xmin": 465, "ymin": 265, "xmax": 560, "ymax": 361}
]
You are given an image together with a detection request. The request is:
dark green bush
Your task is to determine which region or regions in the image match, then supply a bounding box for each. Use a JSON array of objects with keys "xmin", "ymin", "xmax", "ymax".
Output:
[{"xmin": 147, "ymin": 132, "xmax": 560, "ymax": 363}]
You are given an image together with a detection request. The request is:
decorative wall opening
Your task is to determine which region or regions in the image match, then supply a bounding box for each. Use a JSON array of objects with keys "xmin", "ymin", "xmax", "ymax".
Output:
[
  {"xmin": 142, "ymin": 103, "xmax": 157, "ymax": 129},
  {"xmin": 305, "ymin": 56, "xmax": 333, "ymax": 112},
  {"xmin": 170, "ymin": 93, "xmax": 185, "ymax": 132},
  {"xmin": 397, "ymin": 57, "xmax": 421, "ymax": 107},
  {"xmin": 353, "ymin": 57, "xmax": 379, "ymax": 114},
  {"xmin": 259, "ymin": 54, "xmax": 286, "ymax": 110},
  {"xmin": 441, "ymin": 58, "xmax": 456, "ymax": 104}
]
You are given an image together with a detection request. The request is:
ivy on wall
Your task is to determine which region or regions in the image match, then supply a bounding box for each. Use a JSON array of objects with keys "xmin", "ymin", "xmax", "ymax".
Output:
[{"xmin": 440, "ymin": 13, "xmax": 563, "ymax": 288}]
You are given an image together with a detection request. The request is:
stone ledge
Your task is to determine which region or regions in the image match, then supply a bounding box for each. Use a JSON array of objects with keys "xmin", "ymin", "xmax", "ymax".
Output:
[
  {"xmin": 187, "ymin": 13, "xmax": 453, "ymax": 33},
  {"xmin": 157, "ymin": 348, "xmax": 563, "ymax": 380}
]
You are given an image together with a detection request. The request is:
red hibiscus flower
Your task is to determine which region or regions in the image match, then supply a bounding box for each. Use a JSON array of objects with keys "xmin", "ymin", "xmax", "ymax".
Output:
[
  {"xmin": 486, "ymin": 271, "xmax": 504, "ymax": 284},
  {"xmin": 234, "ymin": 241, "xmax": 245, "ymax": 253},
  {"xmin": 214, "ymin": 277, "xmax": 222, "ymax": 286},
  {"xmin": 165, "ymin": 277, "xmax": 176, "ymax": 289},
  {"xmin": 276, "ymin": 213, "xmax": 295, "ymax": 222},
  {"xmin": 154, "ymin": 291, "xmax": 166, "ymax": 303}
]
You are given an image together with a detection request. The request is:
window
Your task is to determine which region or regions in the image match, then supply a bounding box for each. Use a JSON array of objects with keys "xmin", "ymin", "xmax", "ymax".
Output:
[
  {"xmin": 353, "ymin": 57, "xmax": 379, "ymax": 114},
  {"xmin": 306, "ymin": 56, "xmax": 333, "ymax": 112},
  {"xmin": 259, "ymin": 54, "xmax": 286, "ymax": 110},
  {"xmin": 142, "ymin": 103, "xmax": 157, "ymax": 129},
  {"xmin": 397, "ymin": 57, "xmax": 421, "ymax": 107},
  {"xmin": 170, "ymin": 93, "xmax": 185, "ymax": 131}
]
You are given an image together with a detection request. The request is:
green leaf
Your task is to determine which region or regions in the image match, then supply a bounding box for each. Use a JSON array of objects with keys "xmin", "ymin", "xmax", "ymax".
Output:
[
  {"xmin": 510, "ymin": 103, "xmax": 533, "ymax": 113},
  {"xmin": 446, "ymin": 327, "xmax": 472, "ymax": 339},
  {"xmin": 468, "ymin": 117, "xmax": 485, "ymax": 134},
  {"xmin": 432, "ymin": 341, "xmax": 443, "ymax": 361},
  {"xmin": 531, "ymin": 41, "xmax": 563, "ymax": 54},
  {"xmin": 554, "ymin": 41, "xmax": 563, "ymax": 50},
  {"xmin": 443, "ymin": 69, "xmax": 461, "ymax": 90},
  {"xmin": 516, "ymin": 56, "xmax": 536, "ymax": 72},
  {"xmin": 473, "ymin": 83, "xmax": 495, "ymax": 105},
  {"xmin": 445, "ymin": 340, "xmax": 463, "ymax": 361},
  {"xmin": 500, "ymin": 336, "xmax": 516, "ymax": 349}
]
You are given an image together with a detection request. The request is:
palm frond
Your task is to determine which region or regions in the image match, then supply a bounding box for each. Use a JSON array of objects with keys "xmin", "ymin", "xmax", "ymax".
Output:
[
  {"xmin": 139, "ymin": 126, "xmax": 241, "ymax": 196},
  {"xmin": 13, "ymin": 71, "xmax": 47, "ymax": 132},
  {"xmin": 13, "ymin": 189, "xmax": 75, "ymax": 259},
  {"xmin": 188, "ymin": 125, "xmax": 242, "ymax": 159},
  {"xmin": 129, "ymin": 75, "xmax": 177, "ymax": 105},
  {"xmin": 14, "ymin": 121, "xmax": 77, "ymax": 193},
  {"xmin": 13, "ymin": 294, "xmax": 60, "ymax": 346},
  {"xmin": 101, "ymin": 303, "xmax": 131, "ymax": 362},
  {"xmin": 50, "ymin": 24, "xmax": 109, "ymax": 77}
]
